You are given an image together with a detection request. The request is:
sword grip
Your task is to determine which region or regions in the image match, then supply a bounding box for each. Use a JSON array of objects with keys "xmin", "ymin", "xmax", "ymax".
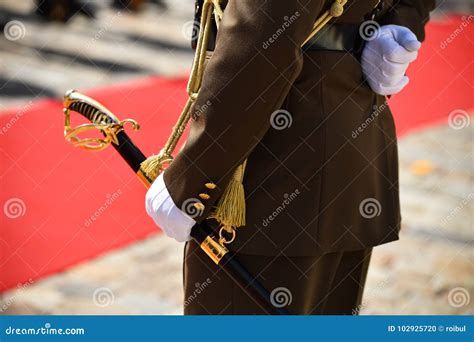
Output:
[
  {"xmin": 64, "ymin": 89, "xmax": 120, "ymax": 125},
  {"xmin": 68, "ymin": 101, "xmax": 115, "ymax": 124}
]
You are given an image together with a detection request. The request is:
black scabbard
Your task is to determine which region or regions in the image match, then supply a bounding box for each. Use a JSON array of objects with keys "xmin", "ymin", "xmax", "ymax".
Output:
[
  {"xmin": 113, "ymin": 131, "xmax": 147, "ymax": 173},
  {"xmin": 111, "ymin": 131, "xmax": 289, "ymax": 315},
  {"xmin": 63, "ymin": 91, "xmax": 288, "ymax": 314},
  {"xmin": 190, "ymin": 222, "xmax": 289, "ymax": 315}
]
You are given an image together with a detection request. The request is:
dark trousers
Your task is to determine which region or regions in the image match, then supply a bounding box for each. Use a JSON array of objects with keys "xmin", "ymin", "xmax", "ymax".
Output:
[{"xmin": 183, "ymin": 241, "xmax": 372, "ymax": 315}]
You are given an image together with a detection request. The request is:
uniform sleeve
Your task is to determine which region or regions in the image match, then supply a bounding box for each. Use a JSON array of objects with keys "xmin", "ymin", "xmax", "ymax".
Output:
[
  {"xmin": 163, "ymin": 0, "xmax": 324, "ymax": 222},
  {"xmin": 379, "ymin": 0, "xmax": 436, "ymax": 41}
]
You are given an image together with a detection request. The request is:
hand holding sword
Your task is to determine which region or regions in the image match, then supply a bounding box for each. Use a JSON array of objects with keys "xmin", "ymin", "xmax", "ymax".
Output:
[{"xmin": 62, "ymin": 89, "xmax": 288, "ymax": 315}]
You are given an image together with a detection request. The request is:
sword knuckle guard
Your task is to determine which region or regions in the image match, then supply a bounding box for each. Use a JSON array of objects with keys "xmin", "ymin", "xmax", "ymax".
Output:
[{"xmin": 63, "ymin": 89, "xmax": 139, "ymax": 151}]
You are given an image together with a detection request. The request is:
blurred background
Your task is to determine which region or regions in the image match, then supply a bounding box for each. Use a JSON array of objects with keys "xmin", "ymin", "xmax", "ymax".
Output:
[{"xmin": 0, "ymin": 0, "xmax": 472, "ymax": 315}]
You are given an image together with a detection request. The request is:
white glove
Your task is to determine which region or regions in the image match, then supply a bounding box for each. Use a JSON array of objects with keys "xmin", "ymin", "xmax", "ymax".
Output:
[
  {"xmin": 145, "ymin": 173, "xmax": 196, "ymax": 242},
  {"xmin": 361, "ymin": 24, "xmax": 421, "ymax": 96}
]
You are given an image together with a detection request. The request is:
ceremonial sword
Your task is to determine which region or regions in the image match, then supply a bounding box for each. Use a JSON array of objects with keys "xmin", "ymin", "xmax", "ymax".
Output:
[{"xmin": 63, "ymin": 89, "xmax": 288, "ymax": 315}]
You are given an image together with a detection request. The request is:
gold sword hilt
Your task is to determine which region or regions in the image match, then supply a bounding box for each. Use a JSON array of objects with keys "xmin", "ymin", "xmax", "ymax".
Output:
[{"xmin": 63, "ymin": 89, "xmax": 140, "ymax": 151}]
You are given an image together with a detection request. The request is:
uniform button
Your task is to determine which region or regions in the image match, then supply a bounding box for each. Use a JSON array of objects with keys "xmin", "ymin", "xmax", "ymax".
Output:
[
  {"xmin": 193, "ymin": 202, "xmax": 205, "ymax": 211},
  {"xmin": 199, "ymin": 193, "xmax": 210, "ymax": 200},
  {"xmin": 205, "ymin": 182, "xmax": 217, "ymax": 190}
]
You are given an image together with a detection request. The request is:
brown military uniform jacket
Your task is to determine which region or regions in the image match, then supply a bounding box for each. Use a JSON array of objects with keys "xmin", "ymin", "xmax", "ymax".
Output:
[{"xmin": 164, "ymin": 0, "xmax": 435, "ymax": 256}]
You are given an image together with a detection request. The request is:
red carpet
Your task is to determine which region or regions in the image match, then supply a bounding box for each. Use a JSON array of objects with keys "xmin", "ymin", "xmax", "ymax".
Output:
[
  {"xmin": 1, "ymin": 17, "xmax": 472, "ymax": 292},
  {"xmin": 389, "ymin": 16, "xmax": 473, "ymax": 135}
]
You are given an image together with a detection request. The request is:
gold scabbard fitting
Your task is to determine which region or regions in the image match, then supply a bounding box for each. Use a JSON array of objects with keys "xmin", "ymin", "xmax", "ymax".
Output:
[
  {"xmin": 218, "ymin": 225, "xmax": 236, "ymax": 245},
  {"xmin": 137, "ymin": 168, "xmax": 154, "ymax": 188},
  {"xmin": 200, "ymin": 235, "xmax": 229, "ymax": 264}
]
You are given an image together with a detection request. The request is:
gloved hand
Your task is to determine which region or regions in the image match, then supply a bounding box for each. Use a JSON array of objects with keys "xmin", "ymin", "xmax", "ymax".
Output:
[
  {"xmin": 361, "ymin": 24, "xmax": 421, "ymax": 96},
  {"xmin": 145, "ymin": 173, "xmax": 196, "ymax": 242}
]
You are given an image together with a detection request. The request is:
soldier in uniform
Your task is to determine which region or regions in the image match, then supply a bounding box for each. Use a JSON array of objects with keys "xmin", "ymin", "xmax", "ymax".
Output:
[{"xmin": 146, "ymin": 0, "xmax": 435, "ymax": 314}]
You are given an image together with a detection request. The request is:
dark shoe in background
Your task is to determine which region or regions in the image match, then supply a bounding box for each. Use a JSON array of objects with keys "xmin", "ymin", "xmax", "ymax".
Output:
[
  {"xmin": 35, "ymin": 0, "xmax": 96, "ymax": 22},
  {"xmin": 112, "ymin": 0, "xmax": 168, "ymax": 11},
  {"xmin": 112, "ymin": 0, "xmax": 145, "ymax": 12}
]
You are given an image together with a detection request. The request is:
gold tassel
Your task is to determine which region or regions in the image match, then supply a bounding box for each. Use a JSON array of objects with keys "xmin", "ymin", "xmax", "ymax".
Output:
[
  {"xmin": 140, "ymin": 152, "xmax": 173, "ymax": 182},
  {"xmin": 209, "ymin": 160, "xmax": 247, "ymax": 229}
]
